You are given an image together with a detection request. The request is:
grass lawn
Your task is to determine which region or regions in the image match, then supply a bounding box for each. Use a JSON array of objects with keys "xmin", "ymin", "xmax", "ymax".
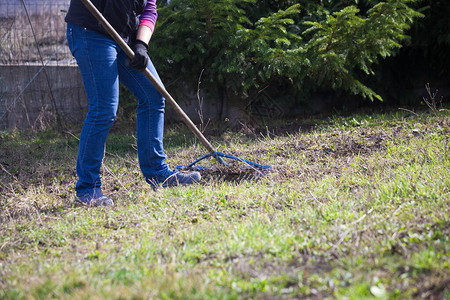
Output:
[{"xmin": 0, "ymin": 110, "xmax": 449, "ymax": 299}]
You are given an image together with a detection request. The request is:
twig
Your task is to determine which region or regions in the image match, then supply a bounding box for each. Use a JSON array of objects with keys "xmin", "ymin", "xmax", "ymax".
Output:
[
  {"xmin": 0, "ymin": 162, "xmax": 13, "ymax": 178},
  {"xmin": 398, "ymin": 108, "xmax": 418, "ymax": 116},
  {"xmin": 102, "ymin": 163, "xmax": 130, "ymax": 193},
  {"xmin": 422, "ymin": 83, "xmax": 444, "ymax": 117},
  {"xmin": 329, "ymin": 207, "xmax": 374, "ymax": 254},
  {"xmin": 0, "ymin": 241, "xmax": 10, "ymax": 252},
  {"xmin": 349, "ymin": 207, "xmax": 374, "ymax": 226},
  {"xmin": 65, "ymin": 130, "xmax": 80, "ymax": 141},
  {"xmin": 196, "ymin": 69, "xmax": 210, "ymax": 133},
  {"xmin": 104, "ymin": 151, "xmax": 138, "ymax": 167},
  {"xmin": 309, "ymin": 191, "xmax": 320, "ymax": 206},
  {"xmin": 31, "ymin": 205, "xmax": 44, "ymax": 226}
]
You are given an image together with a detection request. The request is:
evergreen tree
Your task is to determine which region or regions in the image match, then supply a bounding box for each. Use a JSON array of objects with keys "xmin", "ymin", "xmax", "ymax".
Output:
[{"xmin": 150, "ymin": 0, "xmax": 422, "ymax": 110}]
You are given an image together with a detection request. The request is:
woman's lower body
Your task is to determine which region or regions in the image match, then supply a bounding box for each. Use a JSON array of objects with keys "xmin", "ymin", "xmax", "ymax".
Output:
[{"xmin": 67, "ymin": 23, "xmax": 198, "ymax": 205}]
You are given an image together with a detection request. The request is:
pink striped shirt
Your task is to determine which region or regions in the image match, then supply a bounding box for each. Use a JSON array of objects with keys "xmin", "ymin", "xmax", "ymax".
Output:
[{"xmin": 139, "ymin": 0, "xmax": 157, "ymax": 33}]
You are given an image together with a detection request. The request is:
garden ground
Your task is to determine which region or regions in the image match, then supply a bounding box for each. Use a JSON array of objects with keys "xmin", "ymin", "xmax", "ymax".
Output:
[{"xmin": 0, "ymin": 109, "xmax": 449, "ymax": 299}]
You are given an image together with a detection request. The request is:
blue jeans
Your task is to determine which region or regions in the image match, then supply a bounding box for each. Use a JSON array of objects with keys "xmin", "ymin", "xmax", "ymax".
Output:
[{"xmin": 67, "ymin": 23, "xmax": 172, "ymax": 197}]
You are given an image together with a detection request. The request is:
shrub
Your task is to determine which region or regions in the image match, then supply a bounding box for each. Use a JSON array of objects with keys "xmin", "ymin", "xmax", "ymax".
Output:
[{"xmin": 150, "ymin": 0, "xmax": 422, "ymax": 110}]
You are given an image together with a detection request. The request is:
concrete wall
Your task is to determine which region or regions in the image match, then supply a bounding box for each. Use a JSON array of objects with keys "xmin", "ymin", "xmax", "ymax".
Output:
[
  {"xmin": 0, "ymin": 64, "xmax": 287, "ymax": 132},
  {"xmin": 0, "ymin": 64, "xmax": 226, "ymax": 132},
  {"xmin": 0, "ymin": 65, "xmax": 88, "ymax": 131}
]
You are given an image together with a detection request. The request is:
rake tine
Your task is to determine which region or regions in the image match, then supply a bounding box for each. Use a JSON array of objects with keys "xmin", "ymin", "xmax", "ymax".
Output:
[{"xmin": 177, "ymin": 152, "xmax": 272, "ymax": 171}]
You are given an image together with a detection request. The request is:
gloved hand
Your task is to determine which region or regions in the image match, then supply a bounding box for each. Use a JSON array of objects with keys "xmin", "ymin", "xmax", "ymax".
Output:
[{"xmin": 127, "ymin": 39, "xmax": 149, "ymax": 72}]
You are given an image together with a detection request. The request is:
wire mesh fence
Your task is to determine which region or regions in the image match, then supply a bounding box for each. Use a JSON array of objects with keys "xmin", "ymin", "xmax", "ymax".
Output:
[
  {"xmin": 0, "ymin": 0, "xmax": 73, "ymax": 65},
  {"xmin": 0, "ymin": 0, "xmax": 88, "ymax": 131}
]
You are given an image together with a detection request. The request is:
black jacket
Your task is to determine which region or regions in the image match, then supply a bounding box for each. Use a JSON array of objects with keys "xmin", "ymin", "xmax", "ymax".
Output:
[{"xmin": 65, "ymin": 0, "xmax": 147, "ymax": 42}]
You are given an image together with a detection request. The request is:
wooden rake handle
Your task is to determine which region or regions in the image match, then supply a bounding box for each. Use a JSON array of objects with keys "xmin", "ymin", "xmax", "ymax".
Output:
[{"xmin": 80, "ymin": 0, "xmax": 217, "ymax": 156}]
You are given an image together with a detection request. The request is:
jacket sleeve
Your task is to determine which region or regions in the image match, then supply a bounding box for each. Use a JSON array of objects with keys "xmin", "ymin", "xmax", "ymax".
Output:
[{"xmin": 139, "ymin": 0, "xmax": 157, "ymax": 32}]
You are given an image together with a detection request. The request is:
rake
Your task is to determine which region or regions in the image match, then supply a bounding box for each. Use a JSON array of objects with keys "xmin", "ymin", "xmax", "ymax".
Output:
[{"xmin": 80, "ymin": 0, "xmax": 271, "ymax": 181}]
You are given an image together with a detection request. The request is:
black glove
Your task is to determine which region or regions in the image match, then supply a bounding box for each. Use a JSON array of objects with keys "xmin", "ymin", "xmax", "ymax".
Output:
[{"xmin": 127, "ymin": 40, "xmax": 149, "ymax": 72}]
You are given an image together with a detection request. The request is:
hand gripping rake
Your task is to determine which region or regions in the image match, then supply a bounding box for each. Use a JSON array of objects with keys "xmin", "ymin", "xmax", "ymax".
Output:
[{"xmin": 80, "ymin": 0, "xmax": 271, "ymax": 180}]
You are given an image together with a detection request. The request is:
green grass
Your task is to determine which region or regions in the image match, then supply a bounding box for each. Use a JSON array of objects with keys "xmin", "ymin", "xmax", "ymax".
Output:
[{"xmin": 0, "ymin": 110, "xmax": 449, "ymax": 299}]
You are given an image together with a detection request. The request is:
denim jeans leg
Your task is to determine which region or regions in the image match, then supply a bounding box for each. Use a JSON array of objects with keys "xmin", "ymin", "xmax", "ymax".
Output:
[
  {"xmin": 117, "ymin": 50, "xmax": 172, "ymax": 181},
  {"xmin": 67, "ymin": 24, "xmax": 120, "ymax": 196}
]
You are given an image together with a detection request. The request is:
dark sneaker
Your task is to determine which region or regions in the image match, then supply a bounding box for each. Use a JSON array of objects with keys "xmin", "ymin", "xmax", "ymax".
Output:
[
  {"xmin": 75, "ymin": 194, "xmax": 114, "ymax": 207},
  {"xmin": 146, "ymin": 170, "xmax": 201, "ymax": 189}
]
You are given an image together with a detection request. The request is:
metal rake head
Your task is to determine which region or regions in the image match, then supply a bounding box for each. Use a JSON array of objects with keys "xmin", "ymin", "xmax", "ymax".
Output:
[{"xmin": 176, "ymin": 152, "xmax": 271, "ymax": 182}]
